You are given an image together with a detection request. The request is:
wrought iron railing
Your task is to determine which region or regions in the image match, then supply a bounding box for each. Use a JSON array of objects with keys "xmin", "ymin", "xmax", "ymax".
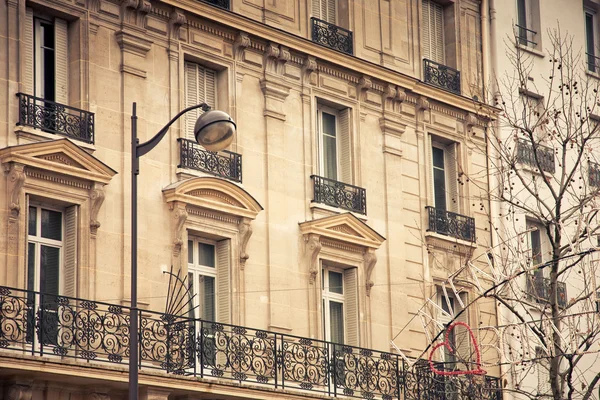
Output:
[
  {"xmin": 16, "ymin": 93, "xmax": 95, "ymax": 144},
  {"xmin": 0, "ymin": 285, "xmax": 502, "ymax": 400},
  {"xmin": 423, "ymin": 59, "xmax": 461, "ymax": 95},
  {"xmin": 590, "ymin": 162, "xmax": 600, "ymax": 188},
  {"xmin": 426, "ymin": 207, "xmax": 476, "ymax": 242},
  {"xmin": 311, "ymin": 17, "xmax": 353, "ymax": 55},
  {"xmin": 311, "ymin": 175, "xmax": 366, "ymax": 214},
  {"xmin": 517, "ymin": 139, "xmax": 555, "ymax": 173},
  {"xmin": 515, "ymin": 24, "xmax": 537, "ymax": 47},
  {"xmin": 201, "ymin": 0, "xmax": 230, "ymax": 9},
  {"xmin": 527, "ymin": 274, "xmax": 567, "ymax": 308},
  {"xmin": 178, "ymin": 138, "xmax": 242, "ymax": 182},
  {"xmin": 586, "ymin": 53, "xmax": 600, "ymax": 73}
]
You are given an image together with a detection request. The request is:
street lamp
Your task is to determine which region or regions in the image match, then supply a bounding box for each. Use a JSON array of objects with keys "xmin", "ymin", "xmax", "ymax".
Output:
[{"xmin": 129, "ymin": 102, "xmax": 235, "ymax": 400}]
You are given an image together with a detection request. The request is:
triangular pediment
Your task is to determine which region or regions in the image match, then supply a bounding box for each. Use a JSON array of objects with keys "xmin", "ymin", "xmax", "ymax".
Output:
[
  {"xmin": 299, "ymin": 213, "xmax": 385, "ymax": 249},
  {"xmin": 163, "ymin": 177, "xmax": 263, "ymax": 220},
  {"xmin": 0, "ymin": 139, "xmax": 117, "ymax": 184}
]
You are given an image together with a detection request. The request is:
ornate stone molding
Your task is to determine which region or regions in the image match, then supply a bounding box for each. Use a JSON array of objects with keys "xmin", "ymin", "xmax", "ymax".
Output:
[
  {"xmin": 305, "ymin": 234, "xmax": 322, "ymax": 284},
  {"xmin": 89, "ymin": 183, "xmax": 106, "ymax": 235},
  {"xmin": 303, "ymin": 56, "xmax": 317, "ymax": 82},
  {"xmin": 6, "ymin": 384, "xmax": 32, "ymax": 400},
  {"xmin": 169, "ymin": 8, "xmax": 186, "ymax": 39},
  {"xmin": 260, "ymin": 77, "xmax": 291, "ymax": 121},
  {"xmin": 417, "ymin": 96, "xmax": 430, "ymax": 111},
  {"xmin": 466, "ymin": 112, "xmax": 479, "ymax": 130},
  {"xmin": 239, "ymin": 217, "xmax": 253, "ymax": 269},
  {"xmin": 115, "ymin": 29, "xmax": 152, "ymax": 58},
  {"xmin": 380, "ymin": 117, "xmax": 407, "ymax": 157},
  {"xmin": 396, "ymin": 88, "xmax": 407, "ymax": 104},
  {"xmin": 234, "ymin": 31, "xmax": 250, "ymax": 60},
  {"xmin": 264, "ymin": 42, "xmax": 280, "ymax": 74},
  {"xmin": 364, "ymin": 249, "xmax": 377, "ymax": 296},
  {"xmin": 358, "ymin": 75, "xmax": 373, "ymax": 102},
  {"xmin": 170, "ymin": 201, "xmax": 188, "ymax": 257},
  {"xmin": 5, "ymin": 163, "xmax": 26, "ymax": 218}
]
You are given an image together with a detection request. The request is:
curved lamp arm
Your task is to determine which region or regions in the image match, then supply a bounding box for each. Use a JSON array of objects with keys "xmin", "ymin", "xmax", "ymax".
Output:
[{"xmin": 136, "ymin": 103, "xmax": 210, "ymax": 158}]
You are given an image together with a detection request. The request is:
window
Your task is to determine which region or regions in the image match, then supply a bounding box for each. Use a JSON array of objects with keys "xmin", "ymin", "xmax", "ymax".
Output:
[
  {"xmin": 26, "ymin": 202, "xmax": 77, "ymax": 345},
  {"xmin": 437, "ymin": 290, "xmax": 469, "ymax": 371},
  {"xmin": 422, "ymin": 0, "xmax": 445, "ymax": 64},
  {"xmin": 317, "ymin": 105, "xmax": 351, "ymax": 183},
  {"xmin": 185, "ymin": 61, "xmax": 217, "ymax": 141},
  {"xmin": 187, "ymin": 236, "xmax": 230, "ymax": 324},
  {"xmin": 586, "ymin": 9, "xmax": 599, "ymax": 72},
  {"xmin": 535, "ymin": 347, "xmax": 551, "ymax": 396},
  {"xmin": 321, "ymin": 266, "xmax": 358, "ymax": 345},
  {"xmin": 430, "ymin": 141, "xmax": 459, "ymax": 213},
  {"xmin": 526, "ymin": 220, "xmax": 551, "ymax": 268},
  {"xmin": 516, "ymin": 0, "xmax": 540, "ymax": 48},
  {"xmin": 28, "ymin": 12, "xmax": 68, "ymax": 103}
]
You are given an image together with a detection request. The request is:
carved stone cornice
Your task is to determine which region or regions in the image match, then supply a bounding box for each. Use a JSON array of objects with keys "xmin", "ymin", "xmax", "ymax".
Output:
[
  {"xmin": 417, "ymin": 96, "xmax": 430, "ymax": 111},
  {"xmin": 5, "ymin": 163, "xmax": 26, "ymax": 218},
  {"xmin": 303, "ymin": 56, "xmax": 317, "ymax": 82},
  {"xmin": 234, "ymin": 31, "xmax": 250, "ymax": 60},
  {"xmin": 358, "ymin": 75, "xmax": 373, "ymax": 102},
  {"xmin": 263, "ymin": 42, "xmax": 289, "ymax": 76},
  {"xmin": 396, "ymin": 88, "xmax": 407, "ymax": 104},
  {"xmin": 89, "ymin": 183, "xmax": 106, "ymax": 235},
  {"xmin": 239, "ymin": 217, "xmax": 253, "ymax": 269},
  {"xmin": 364, "ymin": 249, "xmax": 377, "ymax": 296},
  {"xmin": 6, "ymin": 383, "xmax": 32, "ymax": 400},
  {"xmin": 171, "ymin": 201, "xmax": 188, "ymax": 257},
  {"xmin": 169, "ymin": 8, "xmax": 186, "ymax": 39},
  {"xmin": 305, "ymin": 234, "xmax": 322, "ymax": 284}
]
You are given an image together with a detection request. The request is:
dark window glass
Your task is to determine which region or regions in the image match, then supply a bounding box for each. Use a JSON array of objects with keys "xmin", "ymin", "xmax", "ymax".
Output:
[
  {"xmin": 329, "ymin": 301, "xmax": 344, "ymax": 344},
  {"xmin": 27, "ymin": 243, "xmax": 36, "ymax": 292},
  {"xmin": 516, "ymin": 0, "xmax": 527, "ymax": 45},
  {"xmin": 28, "ymin": 207, "xmax": 37, "ymax": 236},
  {"xmin": 40, "ymin": 245, "xmax": 60, "ymax": 297},
  {"xmin": 188, "ymin": 240, "xmax": 194, "ymax": 264},
  {"xmin": 328, "ymin": 271, "xmax": 343, "ymax": 294},
  {"xmin": 41, "ymin": 209, "xmax": 62, "ymax": 240},
  {"xmin": 433, "ymin": 147, "xmax": 447, "ymax": 210},
  {"xmin": 530, "ymin": 229, "xmax": 542, "ymax": 265},
  {"xmin": 198, "ymin": 243, "xmax": 215, "ymax": 267},
  {"xmin": 587, "ymin": 13, "xmax": 596, "ymax": 72},
  {"xmin": 202, "ymin": 276, "xmax": 215, "ymax": 321},
  {"xmin": 40, "ymin": 21, "xmax": 55, "ymax": 102}
]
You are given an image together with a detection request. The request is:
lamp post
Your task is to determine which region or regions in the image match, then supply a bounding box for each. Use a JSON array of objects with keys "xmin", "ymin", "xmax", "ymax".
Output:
[{"xmin": 129, "ymin": 102, "xmax": 235, "ymax": 400}]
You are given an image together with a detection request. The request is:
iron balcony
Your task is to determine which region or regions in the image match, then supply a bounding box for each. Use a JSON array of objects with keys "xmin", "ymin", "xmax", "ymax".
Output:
[
  {"xmin": 311, "ymin": 175, "xmax": 367, "ymax": 215},
  {"xmin": 0, "ymin": 285, "xmax": 501, "ymax": 400},
  {"xmin": 426, "ymin": 206, "xmax": 476, "ymax": 242},
  {"xmin": 527, "ymin": 274, "xmax": 568, "ymax": 308},
  {"xmin": 311, "ymin": 17, "xmax": 353, "ymax": 55},
  {"xmin": 178, "ymin": 138, "xmax": 242, "ymax": 182},
  {"xmin": 516, "ymin": 139, "xmax": 555, "ymax": 173},
  {"xmin": 423, "ymin": 59, "xmax": 461, "ymax": 95}
]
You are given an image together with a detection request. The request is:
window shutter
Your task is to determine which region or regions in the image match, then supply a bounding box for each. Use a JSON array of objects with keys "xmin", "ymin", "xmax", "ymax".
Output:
[
  {"xmin": 422, "ymin": 0, "xmax": 431, "ymax": 60},
  {"xmin": 185, "ymin": 62, "xmax": 199, "ymax": 140},
  {"xmin": 343, "ymin": 268, "xmax": 358, "ymax": 347},
  {"xmin": 23, "ymin": 8, "xmax": 34, "ymax": 94},
  {"xmin": 446, "ymin": 143, "xmax": 459, "ymax": 213},
  {"xmin": 428, "ymin": 136, "xmax": 435, "ymax": 205},
  {"xmin": 338, "ymin": 108, "xmax": 352, "ymax": 184},
  {"xmin": 63, "ymin": 205, "xmax": 78, "ymax": 298},
  {"xmin": 312, "ymin": 0, "xmax": 320, "ymax": 19},
  {"xmin": 216, "ymin": 239, "xmax": 231, "ymax": 325},
  {"xmin": 431, "ymin": 2, "xmax": 444, "ymax": 63},
  {"xmin": 326, "ymin": 0, "xmax": 337, "ymax": 24},
  {"xmin": 454, "ymin": 295, "xmax": 471, "ymax": 370},
  {"xmin": 54, "ymin": 18, "xmax": 69, "ymax": 104}
]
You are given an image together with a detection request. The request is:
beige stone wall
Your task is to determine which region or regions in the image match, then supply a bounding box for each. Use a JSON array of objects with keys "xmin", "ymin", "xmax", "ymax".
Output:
[{"xmin": 0, "ymin": 0, "xmax": 496, "ymax": 389}]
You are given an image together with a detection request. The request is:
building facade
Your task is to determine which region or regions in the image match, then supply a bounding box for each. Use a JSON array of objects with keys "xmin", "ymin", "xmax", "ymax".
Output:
[{"xmin": 0, "ymin": 0, "xmax": 500, "ymax": 398}]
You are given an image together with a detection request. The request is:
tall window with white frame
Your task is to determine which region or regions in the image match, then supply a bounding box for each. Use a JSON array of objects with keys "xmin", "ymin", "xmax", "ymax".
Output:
[
  {"xmin": 317, "ymin": 105, "xmax": 351, "ymax": 184},
  {"xmin": 437, "ymin": 290, "xmax": 469, "ymax": 372},
  {"xmin": 187, "ymin": 238, "xmax": 217, "ymax": 322},
  {"xmin": 516, "ymin": 0, "xmax": 540, "ymax": 48},
  {"xmin": 585, "ymin": 9, "xmax": 599, "ymax": 72},
  {"xmin": 526, "ymin": 220, "xmax": 552, "ymax": 300},
  {"xmin": 34, "ymin": 18, "xmax": 55, "ymax": 102},
  {"xmin": 422, "ymin": 0, "xmax": 444, "ymax": 64},
  {"xmin": 322, "ymin": 267, "xmax": 345, "ymax": 344},
  {"xmin": 431, "ymin": 141, "xmax": 459, "ymax": 213}
]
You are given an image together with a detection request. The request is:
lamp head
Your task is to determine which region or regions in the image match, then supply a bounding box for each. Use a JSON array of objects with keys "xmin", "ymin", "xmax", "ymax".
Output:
[{"xmin": 194, "ymin": 110, "xmax": 236, "ymax": 151}]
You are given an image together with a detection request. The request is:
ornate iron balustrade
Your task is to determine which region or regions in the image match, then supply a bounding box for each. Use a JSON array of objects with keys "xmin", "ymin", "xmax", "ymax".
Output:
[
  {"xmin": 0, "ymin": 285, "xmax": 502, "ymax": 400},
  {"xmin": 423, "ymin": 59, "xmax": 461, "ymax": 95},
  {"xmin": 515, "ymin": 24, "xmax": 538, "ymax": 47},
  {"xmin": 586, "ymin": 53, "xmax": 600, "ymax": 73},
  {"xmin": 590, "ymin": 162, "xmax": 600, "ymax": 188},
  {"xmin": 201, "ymin": 0, "xmax": 229, "ymax": 8},
  {"xmin": 517, "ymin": 139, "xmax": 555, "ymax": 173},
  {"xmin": 16, "ymin": 93, "xmax": 94, "ymax": 144},
  {"xmin": 526, "ymin": 274, "xmax": 567, "ymax": 308},
  {"xmin": 311, "ymin": 17, "xmax": 353, "ymax": 55},
  {"xmin": 311, "ymin": 175, "xmax": 367, "ymax": 214},
  {"xmin": 426, "ymin": 207, "xmax": 476, "ymax": 242},
  {"xmin": 178, "ymin": 138, "xmax": 242, "ymax": 182}
]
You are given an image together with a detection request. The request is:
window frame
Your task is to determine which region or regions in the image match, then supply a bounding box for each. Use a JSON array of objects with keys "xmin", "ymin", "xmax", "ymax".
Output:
[
  {"xmin": 187, "ymin": 236, "xmax": 218, "ymax": 321},
  {"xmin": 422, "ymin": 0, "xmax": 446, "ymax": 64},
  {"xmin": 317, "ymin": 105, "xmax": 341, "ymax": 181},
  {"xmin": 526, "ymin": 220, "xmax": 551, "ymax": 274},
  {"xmin": 27, "ymin": 203, "xmax": 64, "ymax": 295},
  {"xmin": 586, "ymin": 8, "xmax": 599, "ymax": 72},
  {"xmin": 431, "ymin": 142, "xmax": 449, "ymax": 211},
  {"xmin": 33, "ymin": 17, "xmax": 56, "ymax": 102},
  {"xmin": 322, "ymin": 265, "xmax": 346, "ymax": 344}
]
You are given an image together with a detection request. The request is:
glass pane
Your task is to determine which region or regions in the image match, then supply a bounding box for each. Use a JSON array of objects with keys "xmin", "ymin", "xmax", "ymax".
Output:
[
  {"xmin": 40, "ymin": 245, "xmax": 60, "ymax": 298},
  {"xmin": 27, "ymin": 242, "xmax": 36, "ymax": 292},
  {"xmin": 41, "ymin": 21, "xmax": 55, "ymax": 49},
  {"xmin": 432, "ymin": 147, "xmax": 445, "ymax": 169},
  {"xmin": 188, "ymin": 240, "xmax": 194, "ymax": 264},
  {"xmin": 441, "ymin": 296, "xmax": 454, "ymax": 314},
  {"xmin": 29, "ymin": 207, "xmax": 37, "ymax": 236},
  {"xmin": 433, "ymin": 169, "xmax": 447, "ymax": 210},
  {"xmin": 322, "ymin": 112, "xmax": 336, "ymax": 137},
  {"xmin": 202, "ymin": 276, "xmax": 216, "ymax": 321},
  {"xmin": 530, "ymin": 230, "xmax": 542, "ymax": 265},
  {"xmin": 330, "ymin": 301, "xmax": 345, "ymax": 344},
  {"xmin": 444, "ymin": 324, "xmax": 457, "ymax": 365},
  {"xmin": 188, "ymin": 272, "xmax": 195, "ymax": 319},
  {"xmin": 41, "ymin": 209, "xmax": 62, "ymax": 240},
  {"xmin": 323, "ymin": 136, "xmax": 338, "ymax": 179},
  {"xmin": 329, "ymin": 271, "xmax": 343, "ymax": 294},
  {"xmin": 198, "ymin": 243, "xmax": 215, "ymax": 268}
]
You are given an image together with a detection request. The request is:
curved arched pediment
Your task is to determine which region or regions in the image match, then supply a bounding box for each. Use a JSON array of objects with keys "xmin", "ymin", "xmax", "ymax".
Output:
[{"xmin": 163, "ymin": 177, "xmax": 263, "ymax": 220}]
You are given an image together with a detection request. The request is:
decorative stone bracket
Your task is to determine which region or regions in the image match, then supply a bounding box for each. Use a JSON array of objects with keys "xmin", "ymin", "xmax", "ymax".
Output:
[
  {"xmin": 5, "ymin": 163, "xmax": 25, "ymax": 218},
  {"xmin": 90, "ymin": 183, "xmax": 106, "ymax": 236},
  {"xmin": 305, "ymin": 233, "xmax": 322, "ymax": 284},
  {"xmin": 170, "ymin": 201, "xmax": 188, "ymax": 257},
  {"xmin": 239, "ymin": 217, "xmax": 253, "ymax": 269}
]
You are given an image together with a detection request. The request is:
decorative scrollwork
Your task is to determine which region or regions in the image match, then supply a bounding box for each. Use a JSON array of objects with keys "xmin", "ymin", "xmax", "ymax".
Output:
[
  {"xmin": 312, "ymin": 175, "xmax": 367, "ymax": 214},
  {"xmin": 179, "ymin": 139, "xmax": 242, "ymax": 182},
  {"xmin": 17, "ymin": 93, "xmax": 94, "ymax": 143},
  {"xmin": 426, "ymin": 207, "xmax": 476, "ymax": 242},
  {"xmin": 516, "ymin": 139, "xmax": 555, "ymax": 173},
  {"xmin": 311, "ymin": 17, "xmax": 353, "ymax": 55},
  {"xmin": 423, "ymin": 59, "xmax": 461, "ymax": 95}
]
